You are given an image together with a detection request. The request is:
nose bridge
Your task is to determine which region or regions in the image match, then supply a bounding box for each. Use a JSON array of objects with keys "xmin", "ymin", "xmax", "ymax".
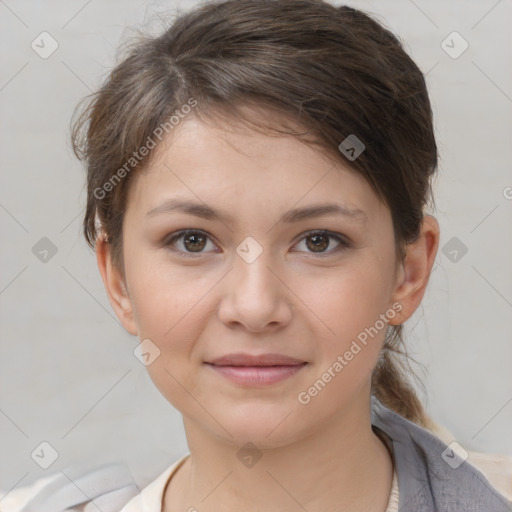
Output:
[
  {"xmin": 235, "ymin": 245, "xmax": 276, "ymax": 294},
  {"xmin": 218, "ymin": 236, "xmax": 291, "ymax": 330},
  {"xmin": 233, "ymin": 237, "xmax": 281, "ymax": 299}
]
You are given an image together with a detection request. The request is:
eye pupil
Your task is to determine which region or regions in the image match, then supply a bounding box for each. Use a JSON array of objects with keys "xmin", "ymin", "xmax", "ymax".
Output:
[
  {"xmin": 307, "ymin": 233, "xmax": 329, "ymax": 252},
  {"xmin": 184, "ymin": 233, "xmax": 206, "ymax": 252},
  {"xmin": 167, "ymin": 230, "xmax": 345, "ymax": 258}
]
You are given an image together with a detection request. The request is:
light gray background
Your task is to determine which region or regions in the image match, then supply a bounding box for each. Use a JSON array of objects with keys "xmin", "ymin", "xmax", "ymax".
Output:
[{"xmin": 1, "ymin": 0, "xmax": 511, "ymax": 494}]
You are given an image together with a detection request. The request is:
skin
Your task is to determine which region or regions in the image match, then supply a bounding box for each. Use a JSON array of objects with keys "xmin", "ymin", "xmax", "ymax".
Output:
[{"xmin": 97, "ymin": 108, "xmax": 439, "ymax": 512}]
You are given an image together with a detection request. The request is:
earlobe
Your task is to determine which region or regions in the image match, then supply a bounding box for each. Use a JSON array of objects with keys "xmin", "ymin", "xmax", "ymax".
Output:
[
  {"xmin": 96, "ymin": 236, "xmax": 138, "ymax": 335},
  {"xmin": 388, "ymin": 215, "xmax": 440, "ymax": 325}
]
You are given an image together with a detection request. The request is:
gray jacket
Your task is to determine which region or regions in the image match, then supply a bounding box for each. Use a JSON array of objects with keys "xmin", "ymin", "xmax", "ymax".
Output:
[
  {"xmin": 13, "ymin": 397, "xmax": 512, "ymax": 511},
  {"xmin": 371, "ymin": 396, "xmax": 512, "ymax": 511}
]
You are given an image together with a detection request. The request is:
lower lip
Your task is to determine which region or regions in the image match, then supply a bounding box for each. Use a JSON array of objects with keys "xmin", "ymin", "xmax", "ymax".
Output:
[{"xmin": 205, "ymin": 363, "xmax": 307, "ymax": 385}]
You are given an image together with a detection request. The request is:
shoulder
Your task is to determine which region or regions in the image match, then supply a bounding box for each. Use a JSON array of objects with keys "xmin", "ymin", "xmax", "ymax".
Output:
[
  {"xmin": 371, "ymin": 398, "xmax": 512, "ymax": 510},
  {"xmin": 0, "ymin": 462, "xmax": 140, "ymax": 512},
  {"xmin": 429, "ymin": 420, "xmax": 512, "ymax": 502}
]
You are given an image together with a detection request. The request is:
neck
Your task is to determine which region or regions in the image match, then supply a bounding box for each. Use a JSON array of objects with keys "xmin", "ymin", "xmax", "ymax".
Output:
[{"xmin": 164, "ymin": 393, "xmax": 394, "ymax": 512}]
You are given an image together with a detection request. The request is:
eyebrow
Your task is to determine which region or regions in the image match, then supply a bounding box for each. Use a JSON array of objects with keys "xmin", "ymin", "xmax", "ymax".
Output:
[{"xmin": 146, "ymin": 198, "xmax": 368, "ymax": 225}]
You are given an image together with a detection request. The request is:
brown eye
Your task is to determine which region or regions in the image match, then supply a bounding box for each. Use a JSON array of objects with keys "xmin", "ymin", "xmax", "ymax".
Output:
[
  {"xmin": 182, "ymin": 232, "xmax": 207, "ymax": 252},
  {"xmin": 164, "ymin": 229, "xmax": 216, "ymax": 257},
  {"xmin": 163, "ymin": 229, "xmax": 350, "ymax": 259},
  {"xmin": 294, "ymin": 230, "xmax": 350, "ymax": 256},
  {"xmin": 306, "ymin": 233, "xmax": 330, "ymax": 252}
]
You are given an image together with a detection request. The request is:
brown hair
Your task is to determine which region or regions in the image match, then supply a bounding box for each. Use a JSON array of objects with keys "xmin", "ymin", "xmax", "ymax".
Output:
[{"xmin": 71, "ymin": 0, "xmax": 437, "ymax": 427}]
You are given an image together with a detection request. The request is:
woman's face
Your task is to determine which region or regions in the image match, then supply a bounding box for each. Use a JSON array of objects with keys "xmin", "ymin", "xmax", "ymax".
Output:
[{"xmin": 110, "ymin": 111, "xmax": 409, "ymax": 447}]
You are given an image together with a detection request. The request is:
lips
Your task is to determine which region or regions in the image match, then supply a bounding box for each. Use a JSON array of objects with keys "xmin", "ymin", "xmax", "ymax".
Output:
[
  {"xmin": 206, "ymin": 353, "xmax": 306, "ymax": 366},
  {"xmin": 204, "ymin": 353, "xmax": 307, "ymax": 386}
]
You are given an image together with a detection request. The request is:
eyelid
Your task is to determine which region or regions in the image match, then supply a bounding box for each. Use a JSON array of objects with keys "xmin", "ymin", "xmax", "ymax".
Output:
[{"xmin": 162, "ymin": 228, "xmax": 351, "ymax": 258}]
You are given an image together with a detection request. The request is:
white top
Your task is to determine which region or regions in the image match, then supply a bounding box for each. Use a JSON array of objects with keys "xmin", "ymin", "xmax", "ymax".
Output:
[
  {"xmin": 2, "ymin": 424, "xmax": 511, "ymax": 511},
  {"xmin": 117, "ymin": 454, "xmax": 400, "ymax": 512}
]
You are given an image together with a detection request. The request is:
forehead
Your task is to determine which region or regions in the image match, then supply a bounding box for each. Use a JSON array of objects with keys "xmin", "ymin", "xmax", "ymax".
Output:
[{"xmin": 125, "ymin": 111, "xmax": 386, "ymax": 227}]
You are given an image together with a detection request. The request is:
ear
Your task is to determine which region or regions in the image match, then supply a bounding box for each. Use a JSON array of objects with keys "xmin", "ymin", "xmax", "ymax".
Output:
[
  {"xmin": 96, "ymin": 236, "xmax": 138, "ymax": 335},
  {"xmin": 388, "ymin": 214, "xmax": 440, "ymax": 325}
]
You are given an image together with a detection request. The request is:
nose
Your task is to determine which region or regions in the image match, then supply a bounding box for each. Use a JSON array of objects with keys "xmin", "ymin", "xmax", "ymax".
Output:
[{"xmin": 217, "ymin": 247, "xmax": 293, "ymax": 333}]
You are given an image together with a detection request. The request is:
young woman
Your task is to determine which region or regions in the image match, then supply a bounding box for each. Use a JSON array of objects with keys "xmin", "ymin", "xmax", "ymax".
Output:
[{"xmin": 4, "ymin": 0, "xmax": 511, "ymax": 510}]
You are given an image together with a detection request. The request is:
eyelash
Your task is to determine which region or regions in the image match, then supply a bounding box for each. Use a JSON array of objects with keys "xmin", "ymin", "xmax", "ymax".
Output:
[{"xmin": 162, "ymin": 229, "xmax": 351, "ymax": 259}]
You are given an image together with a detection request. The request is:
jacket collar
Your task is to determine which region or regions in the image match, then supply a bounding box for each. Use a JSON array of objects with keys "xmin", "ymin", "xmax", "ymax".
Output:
[{"xmin": 371, "ymin": 396, "xmax": 512, "ymax": 511}]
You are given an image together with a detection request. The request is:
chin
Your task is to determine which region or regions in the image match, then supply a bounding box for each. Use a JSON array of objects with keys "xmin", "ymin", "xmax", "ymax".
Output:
[{"xmin": 210, "ymin": 402, "xmax": 309, "ymax": 448}]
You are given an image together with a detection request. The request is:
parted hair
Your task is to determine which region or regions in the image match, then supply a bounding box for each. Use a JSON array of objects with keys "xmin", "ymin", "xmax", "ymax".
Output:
[{"xmin": 71, "ymin": 0, "xmax": 437, "ymax": 427}]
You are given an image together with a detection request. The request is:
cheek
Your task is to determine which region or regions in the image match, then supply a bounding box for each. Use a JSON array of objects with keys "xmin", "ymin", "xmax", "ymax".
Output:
[
  {"xmin": 126, "ymin": 252, "xmax": 209, "ymax": 339},
  {"xmin": 126, "ymin": 262, "xmax": 210, "ymax": 410},
  {"xmin": 295, "ymin": 269, "xmax": 391, "ymax": 415},
  {"xmin": 304, "ymin": 259, "xmax": 393, "ymax": 342},
  {"xmin": 124, "ymin": 252, "xmax": 214, "ymax": 385},
  {"xmin": 302, "ymin": 257, "xmax": 395, "ymax": 396}
]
